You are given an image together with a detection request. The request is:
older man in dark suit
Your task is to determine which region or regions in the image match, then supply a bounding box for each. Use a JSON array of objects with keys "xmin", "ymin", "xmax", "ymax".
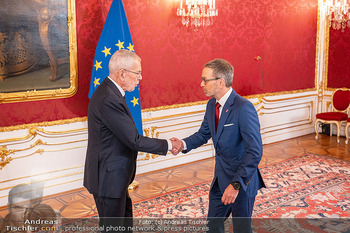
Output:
[{"xmin": 84, "ymin": 49, "xmax": 180, "ymax": 232}]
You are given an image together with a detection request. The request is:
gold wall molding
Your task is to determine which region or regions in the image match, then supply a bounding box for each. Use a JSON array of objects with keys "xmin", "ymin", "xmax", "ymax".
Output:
[
  {"xmin": 142, "ymin": 89, "xmax": 317, "ymax": 113},
  {"xmin": 0, "ymin": 126, "xmax": 87, "ymax": 144},
  {"xmin": 158, "ymin": 125, "xmax": 202, "ymax": 134},
  {"xmin": 0, "ymin": 145, "xmax": 13, "ymax": 170},
  {"xmin": 258, "ymin": 102, "xmax": 313, "ymax": 116},
  {"xmin": 0, "ymin": 117, "xmax": 87, "ymax": 133},
  {"xmin": 0, "ymin": 124, "xmax": 88, "ymax": 169},
  {"xmin": 145, "ymin": 120, "xmax": 203, "ymax": 134},
  {"xmin": 145, "ymin": 119, "xmax": 203, "ymax": 130},
  {"xmin": 262, "ymin": 99, "xmax": 314, "ymax": 134},
  {"xmin": 256, "ymin": 106, "xmax": 265, "ymax": 114},
  {"xmin": 253, "ymin": 94, "xmax": 316, "ymax": 106},
  {"xmin": 0, "ymin": 90, "xmax": 318, "ymax": 134},
  {"xmin": 324, "ymin": 10, "xmax": 330, "ymax": 91},
  {"xmin": 315, "ymin": 0, "xmax": 322, "ymax": 90},
  {"xmin": 142, "ymin": 110, "xmax": 205, "ymax": 122},
  {"xmin": 262, "ymin": 124, "xmax": 314, "ymax": 139},
  {"xmin": 244, "ymin": 88, "xmax": 317, "ymax": 101},
  {"xmin": 0, "ymin": 143, "xmax": 86, "ymax": 170},
  {"xmin": 0, "ymin": 139, "xmax": 47, "ymax": 158},
  {"xmin": 261, "ymin": 119, "xmax": 312, "ymax": 132},
  {"xmin": 139, "ymin": 126, "xmax": 162, "ymax": 160},
  {"xmin": 260, "ymin": 101, "xmax": 313, "ymax": 127},
  {"xmin": 267, "ymin": 121, "xmax": 311, "ymax": 134}
]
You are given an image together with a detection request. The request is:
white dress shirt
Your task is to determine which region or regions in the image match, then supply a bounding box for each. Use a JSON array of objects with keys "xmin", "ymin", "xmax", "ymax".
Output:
[
  {"xmin": 182, "ymin": 88, "xmax": 233, "ymax": 150},
  {"xmin": 216, "ymin": 88, "xmax": 233, "ymax": 118}
]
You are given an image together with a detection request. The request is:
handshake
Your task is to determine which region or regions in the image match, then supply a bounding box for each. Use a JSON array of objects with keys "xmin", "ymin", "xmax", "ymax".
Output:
[{"xmin": 169, "ymin": 137, "xmax": 184, "ymax": 155}]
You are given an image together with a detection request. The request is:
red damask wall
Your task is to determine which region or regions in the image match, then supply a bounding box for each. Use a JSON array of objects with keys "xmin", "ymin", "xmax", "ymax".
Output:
[
  {"xmin": 0, "ymin": 0, "xmax": 319, "ymax": 127},
  {"xmin": 127, "ymin": 0, "xmax": 318, "ymax": 106},
  {"xmin": 328, "ymin": 29, "xmax": 350, "ymax": 89}
]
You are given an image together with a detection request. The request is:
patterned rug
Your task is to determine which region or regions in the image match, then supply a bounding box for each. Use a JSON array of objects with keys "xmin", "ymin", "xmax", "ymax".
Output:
[
  {"xmin": 134, "ymin": 153, "xmax": 350, "ymax": 219},
  {"xmin": 57, "ymin": 154, "xmax": 350, "ymax": 232}
]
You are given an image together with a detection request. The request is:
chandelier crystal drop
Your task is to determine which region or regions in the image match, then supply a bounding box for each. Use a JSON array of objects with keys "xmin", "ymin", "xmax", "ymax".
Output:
[
  {"xmin": 177, "ymin": 0, "xmax": 218, "ymax": 27},
  {"xmin": 325, "ymin": 0, "xmax": 350, "ymax": 31}
]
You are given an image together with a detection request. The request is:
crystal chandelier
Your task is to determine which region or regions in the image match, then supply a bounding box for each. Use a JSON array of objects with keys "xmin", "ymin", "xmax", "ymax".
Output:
[
  {"xmin": 176, "ymin": 0, "xmax": 218, "ymax": 27},
  {"xmin": 325, "ymin": 0, "xmax": 350, "ymax": 31}
]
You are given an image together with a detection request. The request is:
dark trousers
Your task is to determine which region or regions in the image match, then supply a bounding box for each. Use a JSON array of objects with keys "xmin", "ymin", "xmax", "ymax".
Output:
[
  {"xmin": 93, "ymin": 192, "xmax": 133, "ymax": 233},
  {"xmin": 207, "ymin": 180, "xmax": 255, "ymax": 233}
]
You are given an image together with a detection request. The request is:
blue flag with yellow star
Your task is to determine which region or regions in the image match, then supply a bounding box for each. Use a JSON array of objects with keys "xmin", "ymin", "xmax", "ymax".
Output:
[{"xmin": 88, "ymin": 0, "xmax": 143, "ymax": 135}]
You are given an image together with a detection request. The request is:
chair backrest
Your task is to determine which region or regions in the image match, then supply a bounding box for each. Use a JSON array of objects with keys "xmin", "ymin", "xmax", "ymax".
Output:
[{"xmin": 332, "ymin": 88, "xmax": 350, "ymax": 113}]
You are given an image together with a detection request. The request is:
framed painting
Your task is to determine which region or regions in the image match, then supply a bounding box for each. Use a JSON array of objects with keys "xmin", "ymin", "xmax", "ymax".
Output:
[{"xmin": 0, "ymin": 0, "xmax": 77, "ymax": 103}]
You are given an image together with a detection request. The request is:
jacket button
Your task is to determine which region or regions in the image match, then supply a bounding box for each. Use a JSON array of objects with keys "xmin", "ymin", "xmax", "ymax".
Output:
[{"xmin": 217, "ymin": 153, "xmax": 220, "ymax": 156}]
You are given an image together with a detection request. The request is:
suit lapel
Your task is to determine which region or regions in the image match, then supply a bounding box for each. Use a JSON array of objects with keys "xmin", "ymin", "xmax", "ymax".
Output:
[
  {"xmin": 104, "ymin": 78, "xmax": 133, "ymax": 119},
  {"xmin": 214, "ymin": 91, "xmax": 236, "ymax": 144}
]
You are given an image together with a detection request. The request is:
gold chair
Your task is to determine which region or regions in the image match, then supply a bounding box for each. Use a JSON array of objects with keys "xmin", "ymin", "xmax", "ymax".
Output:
[
  {"xmin": 346, "ymin": 118, "xmax": 350, "ymax": 144},
  {"xmin": 315, "ymin": 88, "xmax": 350, "ymax": 143}
]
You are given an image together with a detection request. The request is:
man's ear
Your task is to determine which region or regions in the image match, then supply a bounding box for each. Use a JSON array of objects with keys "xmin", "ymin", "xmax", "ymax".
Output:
[
  {"xmin": 219, "ymin": 78, "xmax": 226, "ymax": 88},
  {"xmin": 119, "ymin": 70, "xmax": 125, "ymax": 80}
]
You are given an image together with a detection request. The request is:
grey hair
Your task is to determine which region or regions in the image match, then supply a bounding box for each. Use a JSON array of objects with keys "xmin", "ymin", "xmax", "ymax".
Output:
[
  {"xmin": 204, "ymin": 59, "xmax": 234, "ymax": 87},
  {"xmin": 109, "ymin": 49, "xmax": 141, "ymax": 74}
]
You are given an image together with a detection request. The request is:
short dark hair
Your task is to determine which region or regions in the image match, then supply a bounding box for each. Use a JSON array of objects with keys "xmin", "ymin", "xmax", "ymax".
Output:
[{"xmin": 204, "ymin": 59, "xmax": 234, "ymax": 87}]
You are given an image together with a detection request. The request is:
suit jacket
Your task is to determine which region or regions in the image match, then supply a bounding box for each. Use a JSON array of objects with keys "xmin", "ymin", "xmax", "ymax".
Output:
[
  {"xmin": 84, "ymin": 78, "xmax": 168, "ymax": 198},
  {"xmin": 183, "ymin": 90, "xmax": 265, "ymax": 199}
]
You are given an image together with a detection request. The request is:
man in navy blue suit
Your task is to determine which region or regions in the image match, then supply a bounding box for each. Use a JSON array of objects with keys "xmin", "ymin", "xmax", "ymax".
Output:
[{"xmin": 174, "ymin": 58, "xmax": 265, "ymax": 233}]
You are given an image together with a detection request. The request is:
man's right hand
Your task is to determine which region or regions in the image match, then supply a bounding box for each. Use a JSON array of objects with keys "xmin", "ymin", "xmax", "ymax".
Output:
[{"xmin": 169, "ymin": 137, "xmax": 184, "ymax": 155}]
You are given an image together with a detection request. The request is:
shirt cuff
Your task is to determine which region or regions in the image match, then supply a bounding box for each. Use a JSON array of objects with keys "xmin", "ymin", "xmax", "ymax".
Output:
[
  {"xmin": 182, "ymin": 140, "xmax": 187, "ymax": 151},
  {"xmin": 167, "ymin": 139, "xmax": 172, "ymax": 151}
]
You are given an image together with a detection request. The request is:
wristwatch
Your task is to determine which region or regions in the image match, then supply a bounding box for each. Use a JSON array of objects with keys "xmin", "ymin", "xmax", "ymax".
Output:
[{"xmin": 230, "ymin": 182, "xmax": 241, "ymax": 190}]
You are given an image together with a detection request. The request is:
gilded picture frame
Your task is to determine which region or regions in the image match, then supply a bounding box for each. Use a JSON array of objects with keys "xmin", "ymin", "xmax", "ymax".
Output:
[{"xmin": 0, "ymin": 0, "xmax": 77, "ymax": 103}]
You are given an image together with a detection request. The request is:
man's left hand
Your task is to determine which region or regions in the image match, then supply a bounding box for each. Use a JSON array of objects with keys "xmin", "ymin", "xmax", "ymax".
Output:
[{"xmin": 221, "ymin": 184, "xmax": 239, "ymax": 205}]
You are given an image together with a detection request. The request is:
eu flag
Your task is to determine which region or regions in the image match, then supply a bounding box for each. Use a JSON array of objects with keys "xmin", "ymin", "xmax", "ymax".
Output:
[{"xmin": 88, "ymin": 0, "xmax": 143, "ymax": 135}]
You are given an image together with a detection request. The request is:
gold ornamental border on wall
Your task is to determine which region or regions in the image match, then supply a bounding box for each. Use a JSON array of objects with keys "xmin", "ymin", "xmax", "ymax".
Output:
[{"xmin": 0, "ymin": 0, "xmax": 77, "ymax": 103}]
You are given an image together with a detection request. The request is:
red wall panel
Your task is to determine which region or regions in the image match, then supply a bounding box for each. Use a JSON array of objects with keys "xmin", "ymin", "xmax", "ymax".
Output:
[
  {"xmin": 263, "ymin": 0, "xmax": 318, "ymax": 93},
  {"xmin": 125, "ymin": 0, "xmax": 318, "ymax": 107},
  {"xmin": 328, "ymin": 28, "xmax": 350, "ymax": 89},
  {"xmin": 0, "ymin": 0, "xmax": 319, "ymax": 127}
]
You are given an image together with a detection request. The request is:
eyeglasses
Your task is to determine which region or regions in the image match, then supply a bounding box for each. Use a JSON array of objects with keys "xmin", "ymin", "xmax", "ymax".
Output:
[
  {"xmin": 123, "ymin": 69, "xmax": 142, "ymax": 77},
  {"xmin": 201, "ymin": 77, "xmax": 220, "ymax": 85}
]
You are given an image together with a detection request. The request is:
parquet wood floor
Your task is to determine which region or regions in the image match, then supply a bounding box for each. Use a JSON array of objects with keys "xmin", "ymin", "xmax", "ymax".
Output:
[{"xmin": 0, "ymin": 133, "xmax": 349, "ymax": 218}]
